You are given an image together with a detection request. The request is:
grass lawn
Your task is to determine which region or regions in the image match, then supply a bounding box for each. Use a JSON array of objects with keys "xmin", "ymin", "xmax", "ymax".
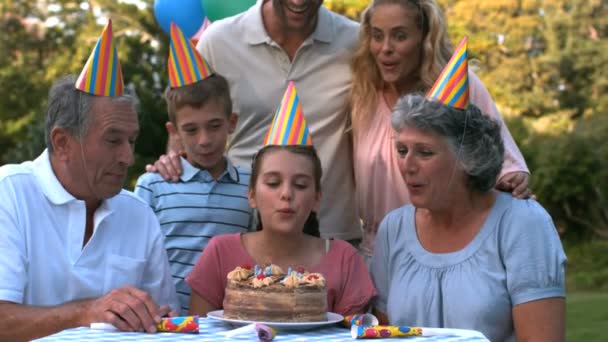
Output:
[{"xmin": 567, "ymin": 292, "xmax": 608, "ymax": 341}]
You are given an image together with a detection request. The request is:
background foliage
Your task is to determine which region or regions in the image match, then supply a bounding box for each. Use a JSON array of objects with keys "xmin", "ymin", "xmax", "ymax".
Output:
[{"xmin": 1, "ymin": 0, "xmax": 607, "ymax": 284}]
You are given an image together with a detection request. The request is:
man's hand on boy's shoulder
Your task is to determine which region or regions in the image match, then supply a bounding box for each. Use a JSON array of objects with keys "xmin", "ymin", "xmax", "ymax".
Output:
[{"xmin": 145, "ymin": 151, "xmax": 184, "ymax": 182}]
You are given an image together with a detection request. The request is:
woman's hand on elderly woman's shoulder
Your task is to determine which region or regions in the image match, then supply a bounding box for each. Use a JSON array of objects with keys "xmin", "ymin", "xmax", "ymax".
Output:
[{"xmin": 496, "ymin": 171, "xmax": 534, "ymax": 199}]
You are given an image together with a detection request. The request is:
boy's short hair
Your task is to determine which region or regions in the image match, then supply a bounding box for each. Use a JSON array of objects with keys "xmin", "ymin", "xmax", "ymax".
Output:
[{"xmin": 164, "ymin": 73, "xmax": 232, "ymax": 124}]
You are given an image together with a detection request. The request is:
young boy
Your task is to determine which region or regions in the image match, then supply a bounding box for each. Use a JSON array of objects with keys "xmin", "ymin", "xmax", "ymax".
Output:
[{"xmin": 135, "ymin": 23, "xmax": 253, "ymax": 313}]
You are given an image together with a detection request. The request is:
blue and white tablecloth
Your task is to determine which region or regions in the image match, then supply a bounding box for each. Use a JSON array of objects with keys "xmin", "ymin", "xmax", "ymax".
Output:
[{"xmin": 35, "ymin": 318, "xmax": 488, "ymax": 341}]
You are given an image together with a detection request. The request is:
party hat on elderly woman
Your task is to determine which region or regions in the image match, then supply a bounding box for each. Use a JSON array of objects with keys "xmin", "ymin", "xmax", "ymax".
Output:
[
  {"xmin": 427, "ymin": 37, "xmax": 469, "ymax": 110},
  {"xmin": 263, "ymin": 81, "xmax": 313, "ymax": 146},
  {"xmin": 168, "ymin": 22, "xmax": 214, "ymax": 88},
  {"xmin": 75, "ymin": 19, "xmax": 124, "ymax": 96}
]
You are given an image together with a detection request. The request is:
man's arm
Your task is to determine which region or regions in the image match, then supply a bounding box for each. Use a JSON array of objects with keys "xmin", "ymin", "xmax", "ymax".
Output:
[
  {"xmin": 0, "ymin": 300, "xmax": 88, "ymax": 341},
  {"xmin": 0, "ymin": 181, "xmax": 86, "ymax": 340},
  {"xmin": 0, "ymin": 286, "xmax": 172, "ymax": 341}
]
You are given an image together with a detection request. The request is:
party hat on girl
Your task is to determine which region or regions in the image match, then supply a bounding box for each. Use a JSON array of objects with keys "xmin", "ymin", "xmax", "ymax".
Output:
[
  {"xmin": 168, "ymin": 22, "xmax": 214, "ymax": 88},
  {"xmin": 427, "ymin": 37, "xmax": 469, "ymax": 110},
  {"xmin": 263, "ymin": 81, "xmax": 313, "ymax": 146},
  {"xmin": 75, "ymin": 19, "xmax": 124, "ymax": 96}
]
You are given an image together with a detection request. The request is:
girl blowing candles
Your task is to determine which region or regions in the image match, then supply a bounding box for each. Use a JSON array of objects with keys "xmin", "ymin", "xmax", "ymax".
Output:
[{"xmin": 186, "ymin": 82, "xmax": 376, "ymax": 317}]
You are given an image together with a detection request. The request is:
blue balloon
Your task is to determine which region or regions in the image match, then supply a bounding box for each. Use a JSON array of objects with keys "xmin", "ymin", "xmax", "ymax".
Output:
[{"xmin": 154, "ymin": 0, "xmax": 205, "ymax": 38}]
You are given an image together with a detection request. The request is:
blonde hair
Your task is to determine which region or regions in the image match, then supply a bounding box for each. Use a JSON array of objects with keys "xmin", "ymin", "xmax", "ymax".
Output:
[{"xmin": 349, "ymin": 0, "xmax": 453, "ymax": 132}]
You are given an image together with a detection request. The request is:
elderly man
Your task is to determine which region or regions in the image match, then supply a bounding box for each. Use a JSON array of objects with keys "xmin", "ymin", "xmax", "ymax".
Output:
[
  {"xmin": 0, "ymin": 22, "xmax": 178, "ymax": 341},
  {"xmin": 151, "ymin": 0, "xmax": 362, "ymax": 242}
]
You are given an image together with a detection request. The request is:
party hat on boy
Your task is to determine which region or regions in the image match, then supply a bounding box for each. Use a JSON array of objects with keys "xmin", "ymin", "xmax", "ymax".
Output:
[
  {"xmin": 427, "ymin": 37, "xmax": 469, "ymax": 110},
  {"xmin": 75, "ymin": 19, "xmax": 124, "ymax": 96},
  {"xmin": 168, "ymin": 22, "xmax": 214, "ymax": 88},
  {"xmin": 263, "ymin": 81, "xmax": 313, "ymax": 146}
]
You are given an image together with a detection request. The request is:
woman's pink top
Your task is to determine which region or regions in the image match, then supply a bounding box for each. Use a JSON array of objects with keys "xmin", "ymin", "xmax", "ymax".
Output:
[
  {"xmin": 185, "ymin": 233, "xmax": 377, "ymax": 316},
  {"xmin": 354, "ymin": 71, "xmax": 529, "ymax": 256}
]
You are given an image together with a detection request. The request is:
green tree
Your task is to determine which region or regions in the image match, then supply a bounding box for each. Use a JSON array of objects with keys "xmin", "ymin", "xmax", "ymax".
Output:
[
  {"xmin": 0, "ymin": 0, "xmax": 53, "ymax": 164},
  {"xmin": 444, "ymin": 0, "xmax": 608, "ymax": 239},
  {"xmin": 0, "ymin": 0, "xmax": 170, "ymax": 187}
]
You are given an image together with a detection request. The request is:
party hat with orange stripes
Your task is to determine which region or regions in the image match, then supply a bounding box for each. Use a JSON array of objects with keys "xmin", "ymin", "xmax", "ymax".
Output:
[
  {"xmin": 168, "ymin": 22, "xmax": 214, "ymax": 88},
  {"xmin": 427, "ymin": 37, "xmax": 469, "ymax": 110},
  {"xmin": 75, "ymin": 19, "xmax": 124, "ymax": 96},
  {"xmin": 263, "ymin": 81, "xmax": 313, "ymax": 146}
]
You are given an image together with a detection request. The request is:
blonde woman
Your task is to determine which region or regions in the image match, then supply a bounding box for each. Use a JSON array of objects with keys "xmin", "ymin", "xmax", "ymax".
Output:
[{"xmin": 350, "ymin": 0, "xmax": 531, "ymax": 257}]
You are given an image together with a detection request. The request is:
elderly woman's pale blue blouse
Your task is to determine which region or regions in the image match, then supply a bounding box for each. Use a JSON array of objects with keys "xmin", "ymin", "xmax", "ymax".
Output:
[{"xmin": 370, "ymin": 192, "xmax": 566, "ymax": 341}]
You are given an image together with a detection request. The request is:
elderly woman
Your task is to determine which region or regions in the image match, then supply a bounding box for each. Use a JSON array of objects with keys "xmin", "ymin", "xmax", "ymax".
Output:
[{"xmin": 370, "ymin": 94, "xmax": 566, "ymax": 341}]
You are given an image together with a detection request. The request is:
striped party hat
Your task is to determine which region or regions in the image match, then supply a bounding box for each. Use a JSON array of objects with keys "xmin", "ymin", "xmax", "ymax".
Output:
[
  {"xmin": 263, "ymin": 81, "xmax": 313, "ymax": 146},
  {"xmin": 427, "ymin": 37, "xmax": 469, "ymax": 110},
  {"xmin": 168, "ymin": 22, "xmax": 214, "ymax": 88},
  {"xmin": 75, "ymin": 19, "xmax": 124, "ymax": 96}
]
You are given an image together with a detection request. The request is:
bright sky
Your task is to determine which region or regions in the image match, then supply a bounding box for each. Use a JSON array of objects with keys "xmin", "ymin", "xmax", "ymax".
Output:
[{"xmin": 119, "ymin": 0, "xmax": 147, "ymax": 10}]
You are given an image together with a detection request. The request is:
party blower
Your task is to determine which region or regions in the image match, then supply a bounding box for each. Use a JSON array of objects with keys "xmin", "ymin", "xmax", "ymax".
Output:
[
  {"xmin": 342, "ymin": 313, "xmax": 379, "ymax": 329},
  {"xmin": 351, "ymin": 325, "xmax": 488, "ymax": 339},
  {"xmin": 90, "ymin": 316, "xmax": 199, "ymax": 334},
  {"xmin": 156, "ymin": 316, "xmax": 199, "ymax": 333},
  {"xmin": 222, "ymin": 323, "xmax": 277, "ymax": 342}
]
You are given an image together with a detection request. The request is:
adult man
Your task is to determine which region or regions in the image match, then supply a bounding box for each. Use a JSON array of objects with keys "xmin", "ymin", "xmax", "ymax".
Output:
[
  {"xmin": 153, "ymin": 0, "xmax": 361, "ymax": 241},
  {"xmin": 0, "ymin": 22, "xmax": 178, "ymax": 341}
]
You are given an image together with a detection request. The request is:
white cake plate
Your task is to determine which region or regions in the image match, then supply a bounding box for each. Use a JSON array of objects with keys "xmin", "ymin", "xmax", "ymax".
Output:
[{"xmin": 206, "ymin": 310, "xmax": 344, "ymax": 331}]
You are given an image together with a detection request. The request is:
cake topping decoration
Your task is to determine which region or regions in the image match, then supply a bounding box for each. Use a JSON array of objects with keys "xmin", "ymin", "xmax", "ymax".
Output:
[
  {"xmin": 303, "ymin": 273, "xmax": 326, "ymax": 287},
  {"xmin": 252, "ymin": 278, "xmax": 264, "ymax": 288},
  {"xmin": 285, "ymin": 267, "xmax": 305, "ymax": 278},
  {"xmin": 227, "ymin": 266, "xmax": 254, "ymax": 281},
  {"xmin": 263, "ymin": 276, "xmax": 276, "ymax": 286},
  {"xmin": 264, "ymin": 264, "xmax": 285, "ymax": 276},
  {"xmin": 226, "ymin": 264, "xmax": 326, "ymax": 288},
  {"xmin": 281, "ymin": 272, "xmax": 302, "ymax": 288}
]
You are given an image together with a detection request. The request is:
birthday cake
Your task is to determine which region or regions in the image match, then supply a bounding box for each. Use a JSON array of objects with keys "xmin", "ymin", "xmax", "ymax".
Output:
[{"xmin": 223, "ymin": 264, "xmax": 327, "ymax": 322}]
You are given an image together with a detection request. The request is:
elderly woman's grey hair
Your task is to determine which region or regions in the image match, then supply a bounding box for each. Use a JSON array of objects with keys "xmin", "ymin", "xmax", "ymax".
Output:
[
  {"xmin": 44, "ymin": 75, "xmax": 140, "ymax": 152},
  {"xmin": 391, "ymin": 94, "xmax": 504, "ymax": 192}
]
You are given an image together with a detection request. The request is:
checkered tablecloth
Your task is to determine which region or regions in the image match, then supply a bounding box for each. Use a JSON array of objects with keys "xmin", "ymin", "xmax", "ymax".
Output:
[{"xmin": 35, "ymin": 318, "xmax": 489, "ymax": 341}]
